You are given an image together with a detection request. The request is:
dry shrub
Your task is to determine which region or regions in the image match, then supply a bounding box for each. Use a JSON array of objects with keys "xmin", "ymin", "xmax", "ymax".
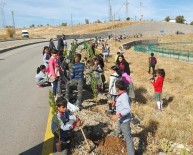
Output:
[
  {"xmin": 0, "ymin": 34, "xmax": 8, "ymax": 40},
  {"xmin": 6, "ymin": 28, "xmax": 15, "ymax": 38}
]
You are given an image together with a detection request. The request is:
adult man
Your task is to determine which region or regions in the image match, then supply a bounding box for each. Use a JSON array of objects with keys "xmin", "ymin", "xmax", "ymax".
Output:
[
  {"xmin": 65, "ymin": 54, "xmax": 84, "ymax": 108},
  {"xmin": 57, "ymin": 34, "xmax": 67, "ymax": 51}
]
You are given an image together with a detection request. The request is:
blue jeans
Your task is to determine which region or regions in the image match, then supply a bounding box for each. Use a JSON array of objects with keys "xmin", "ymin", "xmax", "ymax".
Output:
[
  {"xmin": 52, "ymin": 79, "xmax": 58, "ymax": 96},
  {"xmin": 118, "ymin": 120, "xmax": 135, "ymax": 155}
]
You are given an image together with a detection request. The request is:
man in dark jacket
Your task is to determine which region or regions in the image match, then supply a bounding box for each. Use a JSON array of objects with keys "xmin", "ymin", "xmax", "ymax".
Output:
[{"xmin": 57, "ymin": 34, "xmax": 66, "ymax": 51}]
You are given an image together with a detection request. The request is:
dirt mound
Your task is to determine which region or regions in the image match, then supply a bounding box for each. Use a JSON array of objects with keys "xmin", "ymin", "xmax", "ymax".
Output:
[{"xmin": 98, "ymin": 136, "xmax": 127, "ymax": 155}]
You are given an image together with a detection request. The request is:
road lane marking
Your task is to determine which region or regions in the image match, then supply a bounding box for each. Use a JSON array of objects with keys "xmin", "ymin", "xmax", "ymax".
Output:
[{"xmin": 41, "ymin": 108, "xmax": 54, "ymax": 155}]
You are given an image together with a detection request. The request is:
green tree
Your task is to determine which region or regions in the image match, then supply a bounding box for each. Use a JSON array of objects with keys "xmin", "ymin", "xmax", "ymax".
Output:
[
  {"xmin": 165, "ymin": 16, "xmax": 170, "ymax": 22},
  {"xmin": 175, "ymin": 15, "xmax": 185, "ymax": 24},
  {"xmin": 61, "ymin": 23, "xmax": 67, "ymax": 26}
]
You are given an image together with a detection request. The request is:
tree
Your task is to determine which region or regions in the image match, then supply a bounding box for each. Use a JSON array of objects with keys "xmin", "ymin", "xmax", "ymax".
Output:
[
  {"xmin": 175, "ymin": 15, "xmax": 185, "ymax": 24},
  {"xmin": 85, "ymin": 19, "xmax": 89, "ymax": 24},
  {"xmin": 30, "ymin": 24, "xmax": 35, "ymax": 28},
  {"xmin": 126, "ymin": 17, "xmax": 130, "ymax": 21},
  {"xmin": 61, "ymin": 23, "xmax": 67, "ymax": 26},
  {"xmin": 190, "ymin": 21, "xmax": 193, "ymax": 25},
  {"xmin": 165, "ymin": 16, "xmax": 170, "ymax": 22}
]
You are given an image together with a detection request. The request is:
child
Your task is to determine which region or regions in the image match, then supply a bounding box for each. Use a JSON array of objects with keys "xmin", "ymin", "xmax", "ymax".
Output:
[
  {"xmin": 51, "ymin": 97, "xmax": 81, "ymax": 154},
  {"xmin": 90, "ymin": 58, "xmax": 103, "ymax": 96},
  {"xmin": 49, "ymin": 49, "xmax": 60, "ymax": 98},
  {"xmin": 148, "ymin": 52, "xmax": 157, "ymax": 76},
  {"xmin": 151, "ymin": 69, "xmax": 165, "ymax": 111},
  {"xmin": 114, "ymin": 52, "xmax": 120, "ymax": 63},
  {"xmin": 43, "ymin": 46, "xmax": 50, "ymax": 68},
  {"xmin": 111, "ymin": 80, "xmax": 135, "ymax": 155},
  {"xmin": 107, "ymin": 66, "xmax": 119, "ymax": 114},
  {"xmin": 121, "ymin": 72, "xmax": 135, "ymax": 100},
  {"xmin": 35, "ymin": 65, "xmax": 48, "ymax": 88},
  {"xmin": 65, "ymin": 54, "xmax": 84, "ymax": 108}
]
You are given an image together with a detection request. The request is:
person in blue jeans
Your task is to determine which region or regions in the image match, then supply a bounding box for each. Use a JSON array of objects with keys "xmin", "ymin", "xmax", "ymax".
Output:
[
  {"xmin": 65, "ymin": 53, "xmax": 84, "ymax": 109},
  {"xmin": 112, "ymin": 80, "xmax": 135, "ymax": 155}
]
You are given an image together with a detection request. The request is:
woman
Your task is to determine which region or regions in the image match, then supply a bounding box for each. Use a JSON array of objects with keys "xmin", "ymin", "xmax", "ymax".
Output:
[{"xmin": 116, "ymin": 55, "xmax": 130, "ymax": 75}]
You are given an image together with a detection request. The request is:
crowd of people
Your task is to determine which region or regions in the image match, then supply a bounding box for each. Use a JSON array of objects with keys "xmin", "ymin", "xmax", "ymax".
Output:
[{"xmin": 35, "ymin": 35, "xmax": 165, "ymax": 155}]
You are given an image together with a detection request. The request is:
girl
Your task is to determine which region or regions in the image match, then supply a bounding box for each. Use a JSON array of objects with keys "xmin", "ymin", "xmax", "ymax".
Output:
[
  {"xmin": 49, "ymin": 49, "xmax": 60, "ymax": 98},
  {"xmin": 121, "ymin": 72, "xmax": 135, "ymax": 101},
  {"xmin": 151, "ymin": 69, "xmax": 165, "ymax": 111},
  {"xmin": 90, "ymin": 58, "xmax": 103, "ymax": 96},
  {"xmin": 35, "ymin": 65, "xmax": 48, "ymax": 87},
  {"xmin": 116, "ymin": 55, "xmax": 130, "ymax": 75},
  {"xmin": 107, "ymin": 66, "xmax": 120, "ymax": 114},
  {"xmin": 43, "ymin": 46, "xmax": 51, "ymax": 68}
]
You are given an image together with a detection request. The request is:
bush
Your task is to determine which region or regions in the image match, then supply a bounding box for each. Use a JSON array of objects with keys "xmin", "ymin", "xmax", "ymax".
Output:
[
  {"xmin": 175, "ymin": 15, "xmax": 185, "ymax": 24},
  {"xmin": 165, "ymin": 16, "xmax": 170, "ymax": 22},
  {"xmin": 6, "ymin": 28, "xmax": 15, "ymax": 38},
  {"xmin": 61, "ymin": 23, "xmax": 67, "ymax": 26},
  {"xmin": 190, "ymin": 21, "xmax": 193, "ymax": 25}
]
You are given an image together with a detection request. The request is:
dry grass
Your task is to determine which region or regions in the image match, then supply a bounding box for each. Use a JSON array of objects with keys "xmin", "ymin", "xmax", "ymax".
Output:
[
  {"xmin": 0, "ymin": 21, "xmax": 140, "ymax": 40},
  {"xmin": 102, "ymin": 35, "xmax": 193, "ymax": 146}
]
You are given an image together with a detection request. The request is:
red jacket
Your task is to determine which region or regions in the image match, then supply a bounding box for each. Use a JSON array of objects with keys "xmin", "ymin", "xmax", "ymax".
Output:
[{"xmin": 152, "ymin": 75, "xmax": 164, "ymax": 93}]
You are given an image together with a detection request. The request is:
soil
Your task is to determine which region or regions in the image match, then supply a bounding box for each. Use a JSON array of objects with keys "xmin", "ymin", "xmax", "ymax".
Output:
[{"xmin": 97, "ymin": 136, "xmax": 127, "ymax": 155}]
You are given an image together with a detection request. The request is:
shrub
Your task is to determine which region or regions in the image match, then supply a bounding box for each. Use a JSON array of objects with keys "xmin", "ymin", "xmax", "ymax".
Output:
[{"xmin": 6, "ymin": 28, "xmax": 15, "ymax": 38}]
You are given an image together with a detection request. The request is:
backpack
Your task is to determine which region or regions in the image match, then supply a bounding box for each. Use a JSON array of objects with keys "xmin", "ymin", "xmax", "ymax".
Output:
[{"xmin": 150, "ymin": 57, "xmax": 157, "ymax": 66}]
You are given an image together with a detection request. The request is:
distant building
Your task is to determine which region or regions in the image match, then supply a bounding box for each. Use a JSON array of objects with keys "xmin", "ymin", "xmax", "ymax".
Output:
[{"xmin": 169, "ymin": 19, "xmax": 176, "ymax": 23}]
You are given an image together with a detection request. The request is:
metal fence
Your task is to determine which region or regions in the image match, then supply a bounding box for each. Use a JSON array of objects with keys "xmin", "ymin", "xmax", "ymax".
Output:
[{"xmin": 134, "ymin": 42, "xmax": 193, "ymax": 62}]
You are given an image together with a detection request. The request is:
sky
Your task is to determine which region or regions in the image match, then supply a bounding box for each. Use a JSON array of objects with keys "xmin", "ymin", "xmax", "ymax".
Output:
[{"xmin": 1, "ymin": 0, "xmax": 193, "ymax": 28}]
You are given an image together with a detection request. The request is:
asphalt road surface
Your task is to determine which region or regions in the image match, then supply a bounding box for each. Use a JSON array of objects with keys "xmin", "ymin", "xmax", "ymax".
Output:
[
  {"xmin": 0, "ymin": 39, "xmax": 48, "ymax": 50},
  {"xmin": 0, "ymin": 40, "xmax": 73, "ymax": 155}
]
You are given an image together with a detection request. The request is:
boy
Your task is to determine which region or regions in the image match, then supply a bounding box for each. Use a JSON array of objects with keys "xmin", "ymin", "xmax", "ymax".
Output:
[
  {"xmin": 51, "ymin": 97, "xmax": 81, "ymax": 154},
  {"xmin": 148, "ymin": 53, "xmax": 157, "ymax": 76},
  {"xmin": 111, "ymin": 80, "xmax": 135, "ymax": 155},
  {"xmin": 65, "ymin": 53, "xmax": 84, "ymax": 109}
]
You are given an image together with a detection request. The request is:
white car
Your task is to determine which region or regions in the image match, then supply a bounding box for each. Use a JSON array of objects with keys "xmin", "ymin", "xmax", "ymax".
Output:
[{"xmin": 21, "ymin": 30, "xmax": 29, "ymax": 38}]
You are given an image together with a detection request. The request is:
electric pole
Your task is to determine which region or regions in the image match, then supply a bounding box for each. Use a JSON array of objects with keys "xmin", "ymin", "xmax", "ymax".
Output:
[
  {"xmin": 71, "ymin": 14, "xmax": 74, "ymax": 35},
  {"xmin": 139, "ymin": 1, "xmax": 143, "ymax": 21},
  {"xmin": 11, "ymin": 11, "xmax": 15, "ymax": 27},
  {"xmin": 109, "ymin": 0, "xmax": 112, "ymax": 21},
  {"xmin": 0, "ymin": 2, "xmax": 6, "ymax": 28},
  {"xmin": 125, "ymin": 0, "xmax": 129, "ymax": 20}
]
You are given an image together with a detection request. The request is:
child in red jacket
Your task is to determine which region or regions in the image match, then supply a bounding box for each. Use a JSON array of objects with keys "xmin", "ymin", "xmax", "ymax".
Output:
[{"xmin": 151, "ymin": 69, "xmax": 165, "ymax": 111}]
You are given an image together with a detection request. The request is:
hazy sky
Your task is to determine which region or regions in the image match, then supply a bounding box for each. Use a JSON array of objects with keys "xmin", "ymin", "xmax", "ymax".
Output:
[{"xmin": 2, "ymin": 0, "xmax": 193, "ymax": 28}]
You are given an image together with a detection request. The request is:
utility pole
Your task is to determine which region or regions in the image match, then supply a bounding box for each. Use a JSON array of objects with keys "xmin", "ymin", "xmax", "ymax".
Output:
[
  {"xmin": 139, "ymin": 1, "xmax": 143, "ymax": 21},
  {"xmin": 0, "ymin": 2, "xmax": 6, "ymax": 28},
  {"xmin": 125, "ymin": 0, "xmax": 129, "ymax": 20},
  {"xmin": 109, "ymin": 0, "xmax": 112, "ymax": 21},
  {"xmin": 11, "ymin": 11, "xmax": 15, "ymax": 27},
  {"xmin": 71, "ymin": 14, "xmax": 74, "ymax": 35}
]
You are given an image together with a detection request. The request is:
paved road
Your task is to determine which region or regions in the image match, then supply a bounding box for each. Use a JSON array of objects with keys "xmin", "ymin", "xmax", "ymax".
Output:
[
  {"xmin": 0, "ymin": 40, "xmax": 74, "ymax": 155},
  {"xmin": 0, "ymin": 39, "xmax": 49, "ymax": 51}
]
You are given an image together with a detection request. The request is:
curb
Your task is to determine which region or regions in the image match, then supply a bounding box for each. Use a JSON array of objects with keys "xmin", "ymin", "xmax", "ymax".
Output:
[
  {"xmin": 0, "ymin": 38, "xmax": 93, "ymax": 54},
  {"xmin": 0, "ymin": 40, "xmax": 49, "ymax": 54}
]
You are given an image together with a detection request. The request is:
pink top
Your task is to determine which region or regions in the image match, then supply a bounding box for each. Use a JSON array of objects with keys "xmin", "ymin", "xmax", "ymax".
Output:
[
  {"xmin": 122, "ymin": 72, "xmax": 132, "ymax": 84},
  {"xmin": 48, "ymin": 56, "xmax": 59, "ymax": 78}
]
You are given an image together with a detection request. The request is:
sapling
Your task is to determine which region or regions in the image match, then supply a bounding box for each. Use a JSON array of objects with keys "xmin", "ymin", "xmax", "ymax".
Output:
[
  {"xmin": 90, "ymin": 74, "xmax": 98, "ymax": 103},
  {"xmin": 48, "ymin": 90, "xmax": 57, "ymax": 115}
]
